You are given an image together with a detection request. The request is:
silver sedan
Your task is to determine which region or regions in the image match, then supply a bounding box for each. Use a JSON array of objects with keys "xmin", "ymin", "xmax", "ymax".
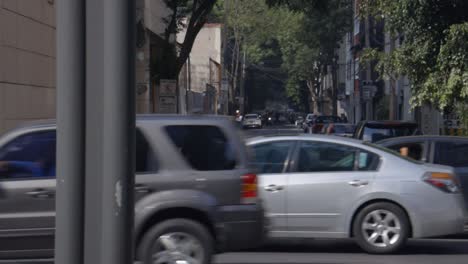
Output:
[{"xmin": 247, "ymin": 135, "xmax": 466, "ymax": 254}]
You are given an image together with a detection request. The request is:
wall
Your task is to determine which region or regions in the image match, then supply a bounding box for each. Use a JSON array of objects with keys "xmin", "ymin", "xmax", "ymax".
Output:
[
  {"xmin": 0, "ymin": 0, "xmax": 56, "ymax": 133},
  {"xmin": 178, "ymin": 24, "xmax": 222, "ymax": 94}
]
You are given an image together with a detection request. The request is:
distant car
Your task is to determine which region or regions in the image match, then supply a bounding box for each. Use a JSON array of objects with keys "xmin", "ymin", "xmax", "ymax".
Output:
[
  {"xmin": 243, "ymin": 114, "xmax": 263, "ymax": 129},
  {"xmin": 308, "ymin": 115, "xmax": 342, "ymax": 134},
  {"xmin": 0, "ymin": 116, "xmax": 265, "ymax": 262},
  {"xmin": 303, "ymin": 113, "xmax": 316, "ymax": 131},
  {"xmin": 247, "ymin": 135, "xmax": 465, "ymax": 254},
  {"xmin": 320, "ymin": 123, "xmax": 330, "ymax": 134},
  {"xmin": 376, "ymin": 135, "xmax": 468, "ymax": 229},
  {"xmin": 295, "ymin": 116, "xmax": 304, "ymax": 127},
  {"xmin": 353, "ymin": 121, "xmax": 420, "ymax": 142},
  {"xmin": 325, "ymin": 123, "xmax": 356, "ymax": 137}
]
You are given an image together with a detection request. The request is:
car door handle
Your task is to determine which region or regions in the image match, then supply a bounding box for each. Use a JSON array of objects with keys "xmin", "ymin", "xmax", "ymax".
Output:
[
  {"xmin": 26, "ymin": 189, "xmax": 54, "ymax": 199},
  {"xmin": 264, "ymin": 184, "xmax": 284, "ymax": 192},
  {"xmin": 348, "ymin": 180, "xmax": 369, "ymax": 187},
  {"xmin": 134, "ymin": 184, "xmax": 152, "ymax": 194}
]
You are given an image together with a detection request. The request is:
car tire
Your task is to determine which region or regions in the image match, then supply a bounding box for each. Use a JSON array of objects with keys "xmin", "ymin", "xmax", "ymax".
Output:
[
  {"xmin": 353, "ymin": 202, "xmax": 410, "ymax": 254},
  {"xmin": 137, "ymin": 218, "xmax": 214, "ymax": 264}
]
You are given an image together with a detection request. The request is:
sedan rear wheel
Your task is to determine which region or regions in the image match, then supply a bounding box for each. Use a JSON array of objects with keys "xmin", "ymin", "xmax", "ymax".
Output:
[{"xmin": 353, "ymin": 202, "xmax": 409, "ymax": 254}]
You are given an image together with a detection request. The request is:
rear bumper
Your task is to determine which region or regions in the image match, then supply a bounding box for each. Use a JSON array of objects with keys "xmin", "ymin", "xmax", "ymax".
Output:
[
  {"xmin": 410, "ymin": 194, "xmax": 466, "ymax": 238},
  {"xmin": 215, "ymin": 204, "xmax": 266, "ymax": 252},
  {"xmin": 243, "ymin": 124, "xmax": 262, "ymax": 128}
]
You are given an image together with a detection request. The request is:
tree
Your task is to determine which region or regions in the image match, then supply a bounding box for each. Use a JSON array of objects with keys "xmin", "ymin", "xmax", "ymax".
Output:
[
  {"xmin": 360, "ymin": 0, "xmax": 468, "ymax": 124},
  {"xmin": 158, "ymin": 0, "xmax": 218, "ymax": 79},
  {"xmin": 271, "ymin": 0, "xmax": 352, "ymax": 114}
]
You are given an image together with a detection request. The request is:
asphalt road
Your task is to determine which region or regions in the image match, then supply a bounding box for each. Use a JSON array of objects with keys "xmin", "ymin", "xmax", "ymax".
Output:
[
  {"xmin": 4, "ymin": 237, "xmax": 467, "ymax": 264},
  {"xmin": 215, "ymin": 238, "xmax": 468, "ymax": 264}
]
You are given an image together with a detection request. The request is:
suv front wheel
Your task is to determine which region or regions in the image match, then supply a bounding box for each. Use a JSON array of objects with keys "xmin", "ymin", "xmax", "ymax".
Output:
[{"xmin": 138, "ymin": 218, "xmax": 214, "ymax": 264}]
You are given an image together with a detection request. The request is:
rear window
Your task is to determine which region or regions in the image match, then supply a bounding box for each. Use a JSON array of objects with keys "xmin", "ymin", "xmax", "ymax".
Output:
[
  {"xmin": 245, "ymin": 115, "xmax": 258, "ymax": 119},
  {"xmin": 334, "ymin": 125, "xmax": 355, "ymax": 134},
  {"xmin": 316, "ymin": 116, "xmax": 341, "ymax": 123},
  {"xmin": 165, "ymin": 125, "xmax": 237, "ymax": 171},
  {"xmin": 362, "ymin": 125, "xmax": 417, "ymax": 142}
]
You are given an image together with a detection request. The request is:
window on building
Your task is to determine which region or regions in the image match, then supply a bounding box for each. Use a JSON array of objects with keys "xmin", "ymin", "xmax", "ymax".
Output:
[{"xmin": 165, "ymin": 125, "xmax": 237, "ymax": 171}]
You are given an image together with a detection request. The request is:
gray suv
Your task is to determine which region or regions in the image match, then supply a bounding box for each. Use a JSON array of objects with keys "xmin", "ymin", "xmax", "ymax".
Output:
[{"xmin": 0, "ymin": 115, "xmax": 264, "ymax": 263}]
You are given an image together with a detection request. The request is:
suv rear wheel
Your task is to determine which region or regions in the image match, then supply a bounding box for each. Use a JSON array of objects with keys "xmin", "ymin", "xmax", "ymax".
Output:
[
  {"xmin": 138, "ymin": 218, "xmax": 214, "ymax": 264},
  {"xmin": 353, "ymin": 202, "xmax": 410, "ymax": 254}
]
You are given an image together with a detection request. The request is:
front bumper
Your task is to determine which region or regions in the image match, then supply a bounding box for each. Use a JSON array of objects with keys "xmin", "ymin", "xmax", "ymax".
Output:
[{"xmin": 215, "ymin": 204, "xmax": 266, "ymax": 252}]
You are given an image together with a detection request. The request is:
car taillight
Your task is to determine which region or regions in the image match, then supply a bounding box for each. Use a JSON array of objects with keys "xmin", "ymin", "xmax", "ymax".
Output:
[
  {"xmin": 422, "ymin": 172, "xmax": 460, "ymax": 193},
  {"xmin": 241, "ymin": 173, "xmax": 257, "ymax": 204}
]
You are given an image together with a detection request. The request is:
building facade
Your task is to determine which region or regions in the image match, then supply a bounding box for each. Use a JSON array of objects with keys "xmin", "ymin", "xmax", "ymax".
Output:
[{"xmin": 0, "ymin": 0, "xmax": 56, "ymax": 133}]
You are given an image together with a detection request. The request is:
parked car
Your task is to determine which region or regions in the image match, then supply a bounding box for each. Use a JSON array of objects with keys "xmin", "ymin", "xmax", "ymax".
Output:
[
  {"xmin": 302, "ymin": 113, "xmax": 316, "ymax": 132},
  {"xmin": 242, "ymin": 114, "xmax": 263, "ymax": 129},
  {"xmin": 307, "ymin": 115, "xmax": 342, "ymax": 134},
  {"xmin": 0, "ymin": 116, "xmax": 265, "ymax": 263},
  {"xmin": 247, "ymin": 135, "xmax": 465, "ymax": 254},
  {"xmin": 376, "ymin": 135, "xmax": 468, "ymax": 228},
  {"xmin": 354, "ymin": 121, "xmax": 420, "ymax": 142},
  {"xmin": 295, "ymin": 116, "xmax": 304, "ymax": 127},
  {"xmin": 325, "ymin": 123, "xmax": 356, "ymax": 137}
]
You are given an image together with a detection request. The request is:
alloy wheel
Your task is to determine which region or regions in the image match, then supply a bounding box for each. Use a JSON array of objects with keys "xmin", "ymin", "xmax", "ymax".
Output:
[
  {"xmin": 361, "ymin": 209, "xmax": 402, "ymax": 248},
  {"xmin": 151, "ymin": 232, "xmax": 204, "ymax": 264}
]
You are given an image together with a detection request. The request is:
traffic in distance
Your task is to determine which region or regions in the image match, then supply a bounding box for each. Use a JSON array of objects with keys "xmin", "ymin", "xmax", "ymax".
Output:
[{"xmin": 0, "ymin": 114, "xmax": 467, "ymax": 264}]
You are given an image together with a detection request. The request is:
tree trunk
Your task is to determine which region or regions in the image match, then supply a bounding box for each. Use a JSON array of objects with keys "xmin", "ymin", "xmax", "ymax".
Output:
[
  {"xmin": 364, "ymin": 16, "xmax": 372, "ymax": 120},
  {"xmin": 332, "ymin": 62, "xmax": 338, "ymax": 116}
]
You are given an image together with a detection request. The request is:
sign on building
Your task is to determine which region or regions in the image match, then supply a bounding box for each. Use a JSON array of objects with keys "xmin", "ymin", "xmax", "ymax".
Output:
[
  {"xmin": 160, "ymin": 79, "xmax": 177, "ymax": 96},
  {"xmin": 158, "ymin": 96, "xmax": 177, "ymax": 113},
  {"xmin": 158, "ymin": 79, "xmax": 177, "ymax": 113}
]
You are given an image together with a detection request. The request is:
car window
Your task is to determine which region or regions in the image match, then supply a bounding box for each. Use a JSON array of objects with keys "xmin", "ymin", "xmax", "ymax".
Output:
[
  {"xmin": 0, "ymin": 131, "xmax": 56, "ymax": 179},
  {"xmin": 136, "ymin": 129, "xmax": 158, "ymax": 173},
  {"xmin": 0, "ymin": 129, "xmax": 157, "ymax": 179},
  {"xmin": 434, "ymin": 141, "xmax": 468, "ymax": 167},
  {"xmin": 245, "ymin": 115, "xmax": 258, "ymax": 119},
  {"xmin": 165, "ymin": 125, "xmax": 237, "ymax": 171},
  {"xmin": 335, "ymin": 125, "xmax": 355, "ymax": 134},
  {"xmin": 295, "ymin": 141, "xmax": 356, "ymax": 172},
  {"xmin": 364, "ymin": 142, "xmax": 424, "ymax": 164},
  {"xmin": 387, "ymin": 142, "xmax": 425, "ymax": 161},
  {"xmin": 250, "ymin": 141, "xmax": 294, "ymax": 174},
  {"xmin": 362, "ymin": 126, "xmax": 417, "ymax": 142},
  {"xmin": 357, "ymin": 151, "xmax": 380, "ymax": 171}
]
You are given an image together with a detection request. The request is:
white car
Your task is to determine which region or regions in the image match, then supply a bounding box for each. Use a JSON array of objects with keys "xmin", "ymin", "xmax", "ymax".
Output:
[
  {"xmin": 247, "ymin": 134, "xmax": 466, "ymax": 254},
  {"xmin": 242, "ymin": 114, "xmax": 262, "ymax": 129}
]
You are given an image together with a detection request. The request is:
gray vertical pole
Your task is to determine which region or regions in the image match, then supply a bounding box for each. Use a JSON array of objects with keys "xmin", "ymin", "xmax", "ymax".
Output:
[
  {"xmin": 55, "ymin": 0, "xmax": 85, "ymax": 263},
  {"xmin": 100, "ymin": 0, "xmax": 136, "ymax": 262},
  {"xmin": 84, "ymin": 0, "xmax": 136, "ymax": 263}
]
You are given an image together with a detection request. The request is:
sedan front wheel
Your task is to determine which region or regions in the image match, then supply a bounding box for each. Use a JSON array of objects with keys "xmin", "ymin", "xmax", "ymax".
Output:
[{"xmin": 353, "ymin": 202, "xmax": 410, "ymax": 254}]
